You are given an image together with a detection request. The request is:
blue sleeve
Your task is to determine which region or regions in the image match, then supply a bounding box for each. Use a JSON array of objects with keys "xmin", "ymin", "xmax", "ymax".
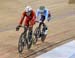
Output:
[
  {"xmin": 45, "ymin": 9, "xmax": 49, "ymax": 20},
  {"xmin": 36, "ymin": 9, "xmax": 39, "ymax": 17}
]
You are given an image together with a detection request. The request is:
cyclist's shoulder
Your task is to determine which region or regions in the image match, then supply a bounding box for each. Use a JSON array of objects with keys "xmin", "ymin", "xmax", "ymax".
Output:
[
  {"xmin": 31, "ymin": 10, "xmax": 35, "ymax": 13},
  {"xmin": 31, "ymin": 9, "xmax": 35, "ymax": 12},
  {"xmin": 21, "ymin": 11, "xmax": 26, "ymax": 16},
  {"xmin": 45, "ymin": 8, "xmax": 49, "ymax": 11},
  {"xmin": 44, "ymin": 8, "xmax": 49, "ymax": 12},
  {"xmin": 45, "ymin": 8, "xmax": 51, "ymax": 14},
  {"xmin": 31, "ymin": 10, "xmax": 36, "ymax": 16},
  {"xmin": 36, "ymin": 9, "xmax": 40, "ymax": 12}
]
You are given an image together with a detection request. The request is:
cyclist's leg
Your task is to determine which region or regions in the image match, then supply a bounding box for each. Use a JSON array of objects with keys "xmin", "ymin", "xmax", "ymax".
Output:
[
  {"xmin": 29, "ymin": 27, "xmax": 33, "ymax": 42},
  {"xmin": 41, "ymin": 16, "xmax": 46, "ymax": 31},
  {"xmin": 48, "ymin": 13, "xmax": 51, "ymax": 21},
  {"xmin": 24, "ymin": 17, "xmax": 29, "ymax": 38},
  {"xmin": 45, "ymin": 12, "xmax": 51, "ymax": 31},
  {"xmin": 44, "ymin": 26, "xmax": 48, "ymax": 35},
  {"xmin": 38, "ymin": 22, "xmax": 42, "ymax": 29},
  {"xmin": 42, "ymin": 19, "xmax": 48, "ymax": 35},
  {"xmin": 24, "ymin": 26, "xmax": 27, "ymax": 38},
  {"xmin": 43, "ymin": 22, "xmax": 48, "ymax": 30},
  {"xmin": 39, "ymin": 15, "xmax": 45, "ymax": 29},
  {"xmin": 43, "ymin": 13, "xmax": 51, "ymax": 34}
]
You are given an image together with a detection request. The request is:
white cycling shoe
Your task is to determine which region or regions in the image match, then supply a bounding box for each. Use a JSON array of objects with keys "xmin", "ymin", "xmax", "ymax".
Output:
[{"xmin": 44, "ymin": 30, "xmax": 48, "ymax": 35}]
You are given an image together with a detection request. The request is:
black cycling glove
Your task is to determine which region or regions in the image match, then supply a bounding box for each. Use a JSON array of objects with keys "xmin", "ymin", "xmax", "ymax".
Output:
[{"xmin": 16, "ymin": 25, "xmax": 21, "ymax": 31}]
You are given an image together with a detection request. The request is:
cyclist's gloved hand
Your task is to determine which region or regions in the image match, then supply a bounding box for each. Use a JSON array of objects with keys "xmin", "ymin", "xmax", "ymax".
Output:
[
  {"xmin": 16, "ymin": 25, "xmax": 21, "ymax": 31},
  {"xmin": 47, "ymin": 18, "xmax": 51, "ymax": 22}
]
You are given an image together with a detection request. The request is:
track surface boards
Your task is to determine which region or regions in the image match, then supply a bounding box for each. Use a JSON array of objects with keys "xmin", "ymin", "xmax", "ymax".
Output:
[{"xmin": 0, "ymin": 0, "xmax": 75, "ymax": 58}]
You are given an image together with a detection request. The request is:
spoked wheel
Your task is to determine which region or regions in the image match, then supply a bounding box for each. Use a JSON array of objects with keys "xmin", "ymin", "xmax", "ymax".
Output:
[
  {"xmin": 27, "ymin": 39, "xmax": 32, "ymax": 49},
  {"xmin": 41, "ymin": 26, "xmax": 47, "ymax": 42},
  {"xmin": 41, "ymin": 34, "xmax": 47, "ymax": 42},
  {"xmin": 34, "ymin": 27, "xmax": 41, "ymax": 44},
  {"xmin": 18, "ymin": 33, "xmax": 26, "ymax": 53},
  {"xmin": 32, "ymin": 35, "xmax": 38, "ymax": 45},
  {"xmin": 27, "ymin": 31, "xmax": 33, "ymax": 50}
]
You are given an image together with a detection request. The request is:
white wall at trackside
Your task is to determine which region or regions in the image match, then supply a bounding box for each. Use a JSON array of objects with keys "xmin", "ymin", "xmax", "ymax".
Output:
[{"xmin": 36, "ymin": 40, "xmax": 75, "ymax": 58}]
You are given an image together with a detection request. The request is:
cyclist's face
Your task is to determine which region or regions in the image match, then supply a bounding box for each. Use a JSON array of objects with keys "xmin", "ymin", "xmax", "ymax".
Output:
[{"xmin": 26, "ymin": 11, "xmax": 31, "ymax": 16}]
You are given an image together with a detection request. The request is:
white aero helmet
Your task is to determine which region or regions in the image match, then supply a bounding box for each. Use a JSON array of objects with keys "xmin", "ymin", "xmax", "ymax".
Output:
[{"xmin": 25, "ymin": 6, "xmax": 32, "ymax": 12}]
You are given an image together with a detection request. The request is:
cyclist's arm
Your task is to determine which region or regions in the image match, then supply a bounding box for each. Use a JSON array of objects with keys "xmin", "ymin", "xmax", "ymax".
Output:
[
  {"xmin": 19, "ymin": 12, "xmax": 25, "ymax": 26},
  {"xmin": 32, "ymin": 10, "xmax": 36, "ymax": 24},
  {"xmin": 32, "ymin": 10, "xmax": 36, "ymax": 20},
  {"xmin": 45, "ymin": 9, "xmax": 49, "ymax": 21},
  {"xmin": 48, "ymin": 11, "xmax": 51, "ymax": 21},
  {"xmin": 36, "ymin": 9, "xmax": 40, "ymax": 22},
  {"xmin": 29, "ymin": 10, "xmax": 36, "ymax": 27}
]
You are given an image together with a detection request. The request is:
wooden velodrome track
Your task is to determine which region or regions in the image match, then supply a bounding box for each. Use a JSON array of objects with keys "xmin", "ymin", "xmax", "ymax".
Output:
[{"xmin": 0, "ymin": 0, "xmax": 75, "ymax": 58}]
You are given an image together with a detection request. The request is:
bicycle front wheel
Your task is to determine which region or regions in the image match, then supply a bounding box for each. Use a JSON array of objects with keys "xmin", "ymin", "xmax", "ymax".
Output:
[
  {"xmin": 41, "ymin": 34, "xmax": 47, "ymax": 42},
  {"xmin": 34, "ymin": 27, "xmax": 41, "ymax": 43},
  {"xmin": 18, "ymin": 33, "xmax": 25, "ymax": 53}
]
